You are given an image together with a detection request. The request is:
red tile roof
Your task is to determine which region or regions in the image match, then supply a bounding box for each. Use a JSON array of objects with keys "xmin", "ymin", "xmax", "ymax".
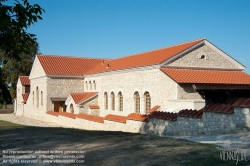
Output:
[
  {"xmin": 232, "ymin": 98, "xmax": 250, "ymax": 108},
  {"xmin": 37, "ymin": 55, "xmax": 105, "ymax": 76},
  {"xmin": 104, "ymin": 114, "xmax": 127, "ymax": 123},
  {"xmin": 46, "ymin": 110, "xmax": 59, "ymax": 117},
  {"xmin": 22, "ymin": 93, "xmax": 29, "ymax": 103},
  {"xmin": 149, "ymin": 111, "xmax": 178, "ymax": 121},
  {"xmin": 77, "ymin": 113, "xmax": 104, "ymax": 123},
  {"xmin": 200, "ymin": 104, "xmax": 234, "ymax": 114},
  {"xmin": 70, "ymin": 92, "xmax": 98, "ymax": 104},
  {"xmin": 161, "ymin": 68, "xmax": 250, "ymax": 85},
  {"xmin": 89, "ymin": 105, "xmax": 100, "ymax": 109},
  {"xmin": 19, "ymin": 76, "xmax": 30, "ymax": 85},
  {"xmin": 58, "ymin": 112, "xmax": 76, "ymax": 119},
  {"xmin": 86, "ymin": 38, "xmax": 204, "ymax": 75},
  {"xmin": 127, "ymin": 113, "xmax": 148, "ymax": 122},
  {"xmin": 178, "ymin": 109, "xmax": 203, "ymax": 118},
  {"xmin": 148, "ymin": 105, "xmax": 160, "ymax": 114}
]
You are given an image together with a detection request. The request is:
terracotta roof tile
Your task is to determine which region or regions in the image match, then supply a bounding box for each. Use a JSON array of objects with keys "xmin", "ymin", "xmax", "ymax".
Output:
[
  {"xmin": 19, "ymin": 76, "xmax": 30, "ymax": 85},
  {"xmin": 178, "ymin": 109, "xmax": 203, "ymax": 118},
  {"xmin": 70, "ymin": 92, "xmax": 98, "ymax": 104},
  {"xmin": 46, "ymin": 111, "xmax": 59, "ymax": 117},
  {"xmin": 86, "ymin": 38, "xmax": 204, "ymax": 75},
  {"xmin": 232, "ymin": 98, "xmax": 250, "ymax": 108},
  {"xmin": 200, "ymin": 104, "xmax": 234, "ymax": 114},
  {"xmin": 77, "ymin": 113, "xmax": 104, "ymax": 123},
  {"xmin": 148, "ymin": 105, "xmax": 160, "ymax": 114},
  {"xmin": 21, "ymin": 93, "xmax": 29, "ymax": 103},
  {"xmin": 58, "ymin": 112, "xmax": 76, "ymax": 119},
  {"xmin": 161, "ymin": 68, "xmax": 250, "ymax": 85},
  {"xmin": 127, "ymin": 113, "xmax": 148, "ymax": 122},
  {"xmin": 89, "ymin": 105, "xmax": 100, "ymax": 109},
  {"xmin": 104, "ymin": 114, "xmax": 127, "ymax": 123},
  {"xmin": 149, "ymin": 111, "xmax": 177, "ymax": 121},
  {"xmin": 37, "ymin": 55, "xmax": 105, "ymax": 76}
]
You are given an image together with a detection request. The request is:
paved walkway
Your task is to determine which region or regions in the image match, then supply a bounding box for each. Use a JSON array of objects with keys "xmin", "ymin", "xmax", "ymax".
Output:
[{"xmin": 0, "ymin": 114, "xmax": 61, "ymax": 127}]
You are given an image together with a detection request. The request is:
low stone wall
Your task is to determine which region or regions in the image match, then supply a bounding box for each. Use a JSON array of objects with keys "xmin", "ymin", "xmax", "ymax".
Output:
[{"xmin": 17, "ymin": 105, "xmax": 250, "ymax": 136}]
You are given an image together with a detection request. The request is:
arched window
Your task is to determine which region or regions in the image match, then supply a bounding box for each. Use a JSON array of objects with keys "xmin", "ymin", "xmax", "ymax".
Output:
[
  {"xmin": 36, "ymin": 87, "xmax": 39, "ymax": 107},
  {"xmin": 134, "ymin": 91, "xmax": 140, "ymax": 113},
  {"xmin": 41, "ymin": 91, "xmax": 43, "ymax": 106},
  {"xmin": 118, "ymin": 92, "xmax": 123, "ymax": 111},
  {"xmin": 32, "ymin": 91, "xmax": 34, "ymax": 105},
  {"xmin": 89, "ymin": 81, "xmax": 92, "ymax": 90},
  {"xmin": 144, "ymin": 91, "xmax": 151, "ymax": 113},
  {"xmin": 85, "ymin": 81, "xmax": 88, "ymax": 90},
  {"xmin": 104, "ymin": 92, "xmax": 108, "ymax": 110},
  {"xmin": 93, "ymin": 80, "xmax": 96, "ymax": 90},
  {"xmin": 70, "ymin": 104, "xmax": 74, "ymax": 113},
  {"xmin": 111, "ymin": 92, "xmax": 115, "ymax": 110}
]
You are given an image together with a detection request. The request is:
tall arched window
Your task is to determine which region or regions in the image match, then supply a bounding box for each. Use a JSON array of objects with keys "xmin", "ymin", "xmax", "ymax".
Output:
[
  {"xmin": 36, "ymin": 87, "xmax": 39, "ymax": 107},
  {"xmin": 144, "ymin": 91, "xmax": 151, "ymax": 113},
  {"xmin": 134, "ymin": 91, "xmax": 140, "ymax": 113},
  {"xmin": 118, "ymin": 92, "xmax": 123, "ymax": 111},
  {"xmin": 111, "ymin": 92, "xmax": 115, "ymax": 110},
  {"xmin": 93, "ymin": 81, "xmax": 96, "ymax": 90},
  {"xmin": 32, "ymin": 91, "xmax": 34, "ymax": 105},
  {"xmin": 41, "ymin": 91, "xmax": 43, "ymax": 106},
  {"xmin": 89, "ymin": 81, "xmax": 92, "ymax": 90},
  {"xmin": 85, "ymin": 81, "xmax": 88, "ymax": 90},
  {"xmin": 104, "ymin": 92, "xmax": 108, "ymax": 110},
  {"xmin": 70, "ymin": 104, "xmax": 74, "ymax": 113}
]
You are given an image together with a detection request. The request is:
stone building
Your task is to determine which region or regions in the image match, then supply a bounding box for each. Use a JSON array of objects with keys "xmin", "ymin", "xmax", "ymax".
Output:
[{"xmin": 14, "ymin": 38, "xmax": 250, "ymax": 134}]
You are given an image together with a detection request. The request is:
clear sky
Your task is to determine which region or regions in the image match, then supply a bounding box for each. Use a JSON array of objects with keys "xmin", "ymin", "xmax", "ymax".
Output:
[{"xmin": 26, "ymin": 0, "xmax": 250, "ymax": 73}]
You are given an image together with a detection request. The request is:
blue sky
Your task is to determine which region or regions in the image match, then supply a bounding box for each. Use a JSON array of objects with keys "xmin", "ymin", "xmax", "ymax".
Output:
[{"xmin": 25, "ymin": 0, "xmax": 250, "ymax": 73}]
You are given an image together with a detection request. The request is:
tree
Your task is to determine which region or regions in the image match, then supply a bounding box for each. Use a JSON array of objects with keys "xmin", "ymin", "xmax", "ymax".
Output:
[
  {"xmin": 0, "ymin": 67, "xmax": 12, "ymax": 105},
  {"xmin": 0, "ymin": 42, "xmax": 38, "ymax": 100},
  {"xmin": 0, "ymin": 0, "xmax": 44, "ymax": 102},
  {"xmin": 0, "ymin": 0, "xmax": 45, "ymax": 60}
]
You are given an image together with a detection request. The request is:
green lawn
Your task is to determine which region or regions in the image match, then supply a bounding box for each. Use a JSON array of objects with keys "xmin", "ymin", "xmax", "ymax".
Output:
[{"xmin": 0, "ymin": 120, "xmax": 249, "ymax": 166}]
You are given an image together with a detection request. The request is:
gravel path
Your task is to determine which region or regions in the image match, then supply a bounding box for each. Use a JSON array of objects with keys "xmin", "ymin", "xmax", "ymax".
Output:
[{"xmin": 0, "ymin": 114, "xmax": 61, "ymax": 127}]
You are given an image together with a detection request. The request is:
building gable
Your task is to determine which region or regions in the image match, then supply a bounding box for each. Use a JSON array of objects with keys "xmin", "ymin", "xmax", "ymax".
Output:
[
  {"xmin": 162, "ymin": 40, "xmax": 245, "ymax": 70},
  {"xmin": 29, "ymin": 56, "xmax": 46, "ymax": 79}
]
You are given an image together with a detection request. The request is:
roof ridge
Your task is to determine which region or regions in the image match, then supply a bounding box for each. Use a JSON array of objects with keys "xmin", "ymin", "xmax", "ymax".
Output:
[
  {"xmin": 37, "ymin": 54, "xmax": 109, "ymax": 60},
  {"xmin": 107, "ymin": 38, "xmax": 205, "ymax": 61}
]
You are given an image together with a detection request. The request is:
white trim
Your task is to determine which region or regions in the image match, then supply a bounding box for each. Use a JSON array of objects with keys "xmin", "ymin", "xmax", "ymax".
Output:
[
  {"xmin": 159, "ymin": 41, "xmax": 205, "ymax": 66},
  {"xmin": 46, "ymin": 75, "xmax": 84, "ymax": 79},
  {"xmin": 160, "ymin": 65, "xmax": 242, "ymax": 71},
  {"xmin": 85, "ymin": 65, "xmax": 160, "ymax": 78},
  {"xmin": 204, "ymin": 40, "xmax": 245, "ymax": 70},
  {"xmin": 29, "ymin": 75, "xmax": 47, "ymax": 80}
]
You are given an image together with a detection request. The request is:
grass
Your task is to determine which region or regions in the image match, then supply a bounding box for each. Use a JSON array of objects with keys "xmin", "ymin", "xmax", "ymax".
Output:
[{"xmin": 0, "ymin": 120, "xmax": 249, "ymax": 166}]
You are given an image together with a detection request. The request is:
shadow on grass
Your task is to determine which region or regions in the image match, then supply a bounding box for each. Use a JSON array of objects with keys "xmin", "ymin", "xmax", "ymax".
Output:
[{"xmin": 0, "ymin": 120, "xmax": 249, "ymax": 166}]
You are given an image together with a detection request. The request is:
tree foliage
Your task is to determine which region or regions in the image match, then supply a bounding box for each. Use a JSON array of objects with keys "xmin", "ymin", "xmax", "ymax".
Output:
[
  {"xmin": 0, "ymin": 0, "xmax": 45, "ymax": 60},
  {"xmin": 0, "ymin": 0, "xmax": 44, "ymax": 103}
]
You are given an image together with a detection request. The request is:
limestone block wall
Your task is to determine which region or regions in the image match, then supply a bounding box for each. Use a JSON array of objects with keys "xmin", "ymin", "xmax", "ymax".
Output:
[
  {"xmin": 145, "ymin": 108, "xmax": 250, "ymax": 136},
  {"xmin": 163, "ymin": 100, "xmax": 204, "ymax": 112},
  {"xmin": 47, "ymin": 77, "xmax": 84, "ymax": 111},
  {"xmin": 167, "ymin": 45, "xmax": 238, "ymax": 69},
  {"xmin": 17, "ymin": 77, "xmax": 48, "ymax": 121},
  {"xmin": 85, "ymin": 68, "xmax": 178, "ymax": 117},
  {"xmin": 23, "ymin": 105, "xmax": 249, "ymax": 137},
  {"xmin": 79, "ymin": 96, "xmax": 99, "ymax": 115},
  {"xmin": 177, "ymin": 84, "xmax": 203, "ymax": 100}
]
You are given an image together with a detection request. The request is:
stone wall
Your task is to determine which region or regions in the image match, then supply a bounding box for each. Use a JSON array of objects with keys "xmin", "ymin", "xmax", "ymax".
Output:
[
  {"xmin": 36, "ymin": 106, "xmax": 250, "ymax": 136},
  {"xmin": 85, "ymin": 68, "xmax": 179, "ymax": 116},
  {"xmin": 167, "ymin": 45, "xmax": 239, "ymax": 69},
  {"xmin": 47, "ymin": 77, "xmax": 84, "ymax": 111}
]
